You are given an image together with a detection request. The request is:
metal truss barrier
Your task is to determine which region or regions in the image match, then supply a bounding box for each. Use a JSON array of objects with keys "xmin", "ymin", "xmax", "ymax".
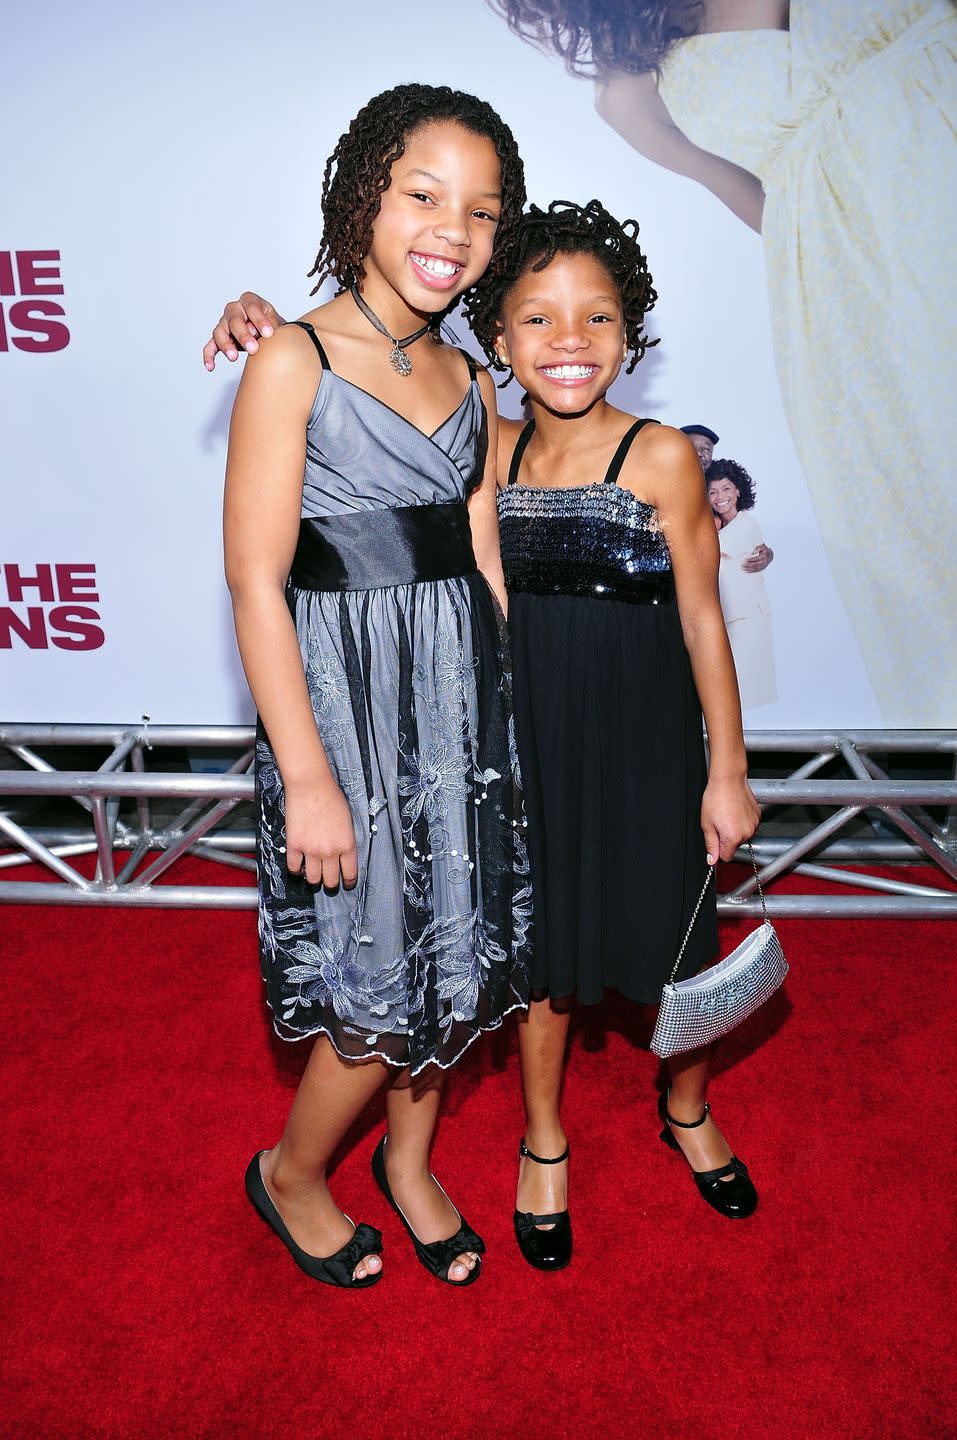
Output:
[{"xmin": 1, "ymin": 724, "xmax": 955, "ymax": 918}]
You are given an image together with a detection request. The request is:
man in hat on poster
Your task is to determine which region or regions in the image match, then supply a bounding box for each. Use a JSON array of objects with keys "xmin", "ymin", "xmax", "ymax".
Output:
[{"xmin": 683, "ymin": 424, "xmax": 774, "ymax": 574}]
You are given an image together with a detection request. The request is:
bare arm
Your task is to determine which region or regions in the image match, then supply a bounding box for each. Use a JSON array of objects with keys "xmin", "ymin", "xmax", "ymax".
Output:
[
  {"xmin": 468, "ymin": 367, "xmax": 508, "ymax": 614},
  {"xmin": 641, "ymin": 426, "xmax": 760, "ymax": 861},
  {"xmin": 224, "ymin": 325, "xmax": 357, "ymax": 888},
  {"xmin": 595, "ymin": 70, "xmax": 765, "ymax": 233}
]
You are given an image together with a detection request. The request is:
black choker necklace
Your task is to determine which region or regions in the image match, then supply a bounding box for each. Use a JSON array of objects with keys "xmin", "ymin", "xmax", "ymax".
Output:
[{"xmin": 350, "ymin": 284, "xmax": 439, "ymax": 377}]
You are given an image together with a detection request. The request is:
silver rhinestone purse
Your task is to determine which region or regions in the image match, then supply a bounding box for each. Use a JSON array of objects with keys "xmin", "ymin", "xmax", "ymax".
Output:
[{"xmin": 650, "ymin": 845, "xmax": 788, "ymax": 1059}]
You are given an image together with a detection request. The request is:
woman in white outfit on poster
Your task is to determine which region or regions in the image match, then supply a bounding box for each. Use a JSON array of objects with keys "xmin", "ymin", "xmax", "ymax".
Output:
[
  {"xmin": 492, "ymin": 0, "xmax": 957, "ymax": 724},
  {"xmin": 707, "ymin": 459, "xmax": 776, "ymax": 711}
]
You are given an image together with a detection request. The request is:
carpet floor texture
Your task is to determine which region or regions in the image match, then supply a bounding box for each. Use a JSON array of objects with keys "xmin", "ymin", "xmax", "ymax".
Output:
[{"xmin": 2, "ymin": 859, "xmax": 954, "ymax": 1440}]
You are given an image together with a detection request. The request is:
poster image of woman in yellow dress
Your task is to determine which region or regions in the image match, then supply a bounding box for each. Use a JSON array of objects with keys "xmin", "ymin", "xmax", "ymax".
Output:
[
  {"xmin": 491, "ymin": 0, "xmax": 957, "ymax": 726},
  {"xmin": 707, "ymin": 459, "xmax": 777, "ymax": 711}
]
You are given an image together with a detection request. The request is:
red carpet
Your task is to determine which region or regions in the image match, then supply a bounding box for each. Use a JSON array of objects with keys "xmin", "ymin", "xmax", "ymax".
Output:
[{"xmin": 2, "ymin": 859, "xmax": 955, "ymax": 1440}]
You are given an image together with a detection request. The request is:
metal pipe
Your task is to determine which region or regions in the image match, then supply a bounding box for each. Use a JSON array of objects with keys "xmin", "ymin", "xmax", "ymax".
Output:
[
  {"xmin": 98, "ymin": 732, "xmax": 141, "ymax": 773},
  {"xmin": 0, "ymin": 842, "xmax": 98, "ymax": 871},
  {"xmin": 0, "ymin": 814, "xmax": 91, "ymax": 889},
  {"xmin": 0, "ymin": 772, "xmax": 253, "ymax": 799},
  {"xmin": 791, "ymin": 863, "xmax": 955, "ymax": 898},
  {"xmin": 189, "ymin": 842, "xmax": 257, "ymax": 872},
  {"xmin": 134, "ymin": 797, "xmax": 244, "ymax": 886},
  {"xmin": 730, "ymin": 806, "xmax": 861, "ymax": 896},
  {"xmin": 4, "ymin": 771, "xmax": 957, "ymax": 805},
  {"xmin": 130, "ymin": 743, "xmax": 151, "ymax": 837},
  {"xmin": 3, "ymin": 723, "xmax": 956, "ymax": 750},
  {"xmin": 90, "ymin": 797, "xmax": 116, "ymax": 886},
  {"xmin": 163, "ymin": 747, "xmax": 254, "ymax": 835},
  {"xmin": 0, "ymin": 879, "xmax": 952, "ymax": 917},
  {"xmin": 13, "ymin": 828, "xmax": 929, "ymax": 863}
]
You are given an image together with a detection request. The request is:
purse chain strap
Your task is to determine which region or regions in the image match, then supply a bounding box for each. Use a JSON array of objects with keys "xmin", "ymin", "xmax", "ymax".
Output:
[{"xmin": 668, "ymin": 842, "xmax": 768, "ymax": 984}]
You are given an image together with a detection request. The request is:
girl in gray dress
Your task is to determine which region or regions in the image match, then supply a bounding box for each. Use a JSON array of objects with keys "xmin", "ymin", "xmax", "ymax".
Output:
[{"xmin": 223, "ymin": 85, "xmax": 530, "ymax": 1289}]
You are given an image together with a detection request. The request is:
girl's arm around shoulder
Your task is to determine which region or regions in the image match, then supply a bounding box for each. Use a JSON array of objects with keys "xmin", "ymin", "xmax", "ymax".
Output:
[
  {"xmin": 638, "ymin": 425, "xmax": 760, "ymax": 861},
  {"xmin": 468, "ymin": 365, "xmax": 508, "ymax": 614}
]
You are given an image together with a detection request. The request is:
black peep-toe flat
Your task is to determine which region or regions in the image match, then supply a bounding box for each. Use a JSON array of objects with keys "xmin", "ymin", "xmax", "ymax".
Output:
[
  {"xmin": 657, "ymin": 1092, "xmax": 758, "ymax": 1220},
  {"xmin": 245, "ymin": 1152, "xmax": 383, "ymax": 1288},
  {"xmin": 513, "ymin": 1137, "xmax": 572, "ymax": 1271},
  {"xmin": 371, "ymin": 1135, "xmax": 485, "ymax": 1287}
]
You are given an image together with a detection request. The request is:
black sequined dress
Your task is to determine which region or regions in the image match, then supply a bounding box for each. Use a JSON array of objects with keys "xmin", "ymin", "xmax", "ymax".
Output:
[{"xmin": 497, "ymin": 418, "xmax": 717, "ymax": 1005}]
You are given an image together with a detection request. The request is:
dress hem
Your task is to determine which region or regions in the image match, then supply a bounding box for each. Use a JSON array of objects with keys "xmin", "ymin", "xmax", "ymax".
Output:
[
  {"xmin": 530, "ymin": 964, "xmax": 718, "ymax": 1011},
  {"xmin": 264, "ymin": 993, "xmax": 529, "ymax": 1078}
]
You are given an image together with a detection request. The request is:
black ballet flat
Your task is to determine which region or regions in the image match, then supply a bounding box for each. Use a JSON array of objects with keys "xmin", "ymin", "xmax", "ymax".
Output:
[
  {"xmin": 371, "ymin": 1135, "xmax": 485, "ymax": 1287},
  {"xmin": 513, "ymin": 1138, "xmax": 572, "ymax": 1271},
  {"xmin": 245, "ymin": 1153, "xmax": 383, "ymax": 1288},
  {"xmin": 657, "ymin": 1093, "xmax": 759, "ymax": 1220}
]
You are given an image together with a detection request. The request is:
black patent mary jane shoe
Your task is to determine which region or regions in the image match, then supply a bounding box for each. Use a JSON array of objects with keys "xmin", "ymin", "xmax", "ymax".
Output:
[
  {"xmin": 245, "ymin": 1153, "xmax": 383, "ymax": 1288},
  {"xmin": 371, "ymin": 1135, "xmax": 485, "ymax": 1287},
  {"xmin": 657, "ymin": 1093, "xmax": 758, "ymax": 1220},
  {"xmin": 513, "ymin": 1138, "xmax": 572, "ymax": 1271}
]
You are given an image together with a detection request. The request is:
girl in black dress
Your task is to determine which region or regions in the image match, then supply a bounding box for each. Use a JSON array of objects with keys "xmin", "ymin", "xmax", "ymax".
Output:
[{"xmin": 467, "ymin": 200, "xmax": 761, "ymax": 1268}]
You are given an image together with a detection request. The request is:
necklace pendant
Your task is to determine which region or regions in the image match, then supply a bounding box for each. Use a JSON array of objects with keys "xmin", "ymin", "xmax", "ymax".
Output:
[{"xmin": 390, "ymin": 343, "xmax": 413, "ymax": 377}]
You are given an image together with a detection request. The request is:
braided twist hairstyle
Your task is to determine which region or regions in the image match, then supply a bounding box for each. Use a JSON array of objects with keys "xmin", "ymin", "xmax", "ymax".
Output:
[
  {"xmin": 466, "ymin": 197, "xmax": 658, "ymax": 380},
  {"xmin": 308, "ymin": 84, "xmax": 526, "ymax": 303},
  {"xmin": 488, "ymin": 0, "xmax": 703, "ymax": 76},
  {"xmin": 706, "ymin": 457, "xmax": 757, "ymax": 510}
]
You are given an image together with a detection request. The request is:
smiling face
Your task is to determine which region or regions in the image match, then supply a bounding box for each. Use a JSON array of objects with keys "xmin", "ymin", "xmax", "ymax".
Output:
[
  {"xmin": 494, "ymin": 249, "xmax": 627, "ymax": 415},
  {"xmin": 707, "ymin": 476, "xmax": 740, "ymax": 522},
  {"xmin": 363, "ymin": 120, "xmax": 502, "ymax": 318}
]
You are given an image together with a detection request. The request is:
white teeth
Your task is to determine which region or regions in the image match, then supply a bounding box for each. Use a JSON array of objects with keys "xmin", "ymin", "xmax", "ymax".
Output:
[
  {"xmin": 542, "ymin": 364, "xmax": 597, "ymax": 379},
  {"xmin": 412, "ymin": 254, "xmax": 459, "ymax": 277}
]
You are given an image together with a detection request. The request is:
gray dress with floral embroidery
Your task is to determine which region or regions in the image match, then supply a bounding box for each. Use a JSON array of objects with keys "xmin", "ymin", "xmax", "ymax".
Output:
[{"xmin": 255, "ymin": 347, "xmax": 531, "ymax": 1075}]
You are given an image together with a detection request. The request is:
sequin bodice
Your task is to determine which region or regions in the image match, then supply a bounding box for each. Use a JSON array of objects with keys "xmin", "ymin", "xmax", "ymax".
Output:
[{"xmin": 498, "ymin": 420, "xmax": 675, "ymax": 606}]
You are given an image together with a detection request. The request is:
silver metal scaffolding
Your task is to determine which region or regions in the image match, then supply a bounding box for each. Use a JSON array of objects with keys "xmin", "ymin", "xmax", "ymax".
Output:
[{"xmin": 1, "ymin": 723, "xmax": 955, "ymax": 917}]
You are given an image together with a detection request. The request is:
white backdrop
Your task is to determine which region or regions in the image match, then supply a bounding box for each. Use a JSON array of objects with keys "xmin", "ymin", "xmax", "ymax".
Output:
[{"xmin": 7, "ymin": 0, "xmax": 938, "ymax": 726}]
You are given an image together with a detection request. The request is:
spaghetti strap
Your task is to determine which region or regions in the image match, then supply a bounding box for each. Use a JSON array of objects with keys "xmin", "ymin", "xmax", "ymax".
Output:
[
  {"xmin": 507, "ymin": 420, "xmax": 536, "ymax": 487},
  {"xmin": 458, "ymin": 348, "xmax": 480, "ymax": 382},
  {"xmin": 603, "ymin": 418, "xmax": 658, "ymax": 486},
  {"xmin": 291, "ymin": 319, "xmax": 331, "ymax": 371}
]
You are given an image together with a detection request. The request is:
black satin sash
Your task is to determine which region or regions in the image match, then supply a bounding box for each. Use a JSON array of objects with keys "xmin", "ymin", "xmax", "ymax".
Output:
[{"xmin": 289, "ymin": 502, "xmax": 477, "ymax": 592}]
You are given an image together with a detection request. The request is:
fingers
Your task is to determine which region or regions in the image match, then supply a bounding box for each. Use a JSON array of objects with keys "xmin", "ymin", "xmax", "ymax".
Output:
[
  {"xmin": 203, "ymin": 314, "xmax": 243, "ymax": 370},
  {"xmin": 340, "ymin": 845, "xmax": 359, "ymax": 891},
  {"xmin": 243, "ymin": 295, "xmax": 280, "ymax": 339},
  {"xmin": 703, "ymin": 823, "xmax": 720, "ymax": 867},
  {"xmin": 290, "ymin": 848, "xmax": 358, "ymax": 892},
  {"xmin": 202, "ymin": 302, "xmax": 262, "ymax": 372},
  {"xmin": 223, "ymin": 300, "xmax": 258, "ymax": 356}
]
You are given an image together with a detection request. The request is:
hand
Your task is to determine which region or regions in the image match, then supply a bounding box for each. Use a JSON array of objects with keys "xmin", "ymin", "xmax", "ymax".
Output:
[
  {"xmin": 741, "ymin": 543, "xmax": 773, "ymax": 573},
  {"xmin": 202, "ymin": 291, "xmax": 285, "ymax": 370},
  {"xmin": 284, "ymin": 777, "xmax": 359, "ymax": 890},
  {"xmin": 701, "ymin": 777, "xmax": 761, "ymax": 865}
]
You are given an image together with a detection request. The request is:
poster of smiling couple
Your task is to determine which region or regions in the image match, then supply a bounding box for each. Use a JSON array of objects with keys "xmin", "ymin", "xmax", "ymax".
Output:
[{"xmin": 4, "ymin": 0, "xmax": 956, "ymax": 726}]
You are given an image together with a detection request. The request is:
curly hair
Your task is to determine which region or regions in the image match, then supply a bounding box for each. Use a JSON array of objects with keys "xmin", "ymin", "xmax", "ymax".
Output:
[
  {"xmin": 488, "ymin": 0, "xmax": 703, "ymax": 76},
  {"xmin": 466, "ymin": 197, "xmax": 658, "ymax": 379},
  {"xmin": 706, "ymin": 457, "xmax": 756, "ymax": 510},
  {"xmin": 308, "ymin": 84, "xmax": 526, "ymax": 302}
]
